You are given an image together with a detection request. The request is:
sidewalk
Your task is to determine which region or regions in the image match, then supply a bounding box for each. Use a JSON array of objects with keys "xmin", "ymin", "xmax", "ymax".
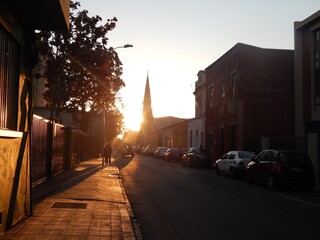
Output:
[{"xmin": 0, "ymin": 158, "xmax": 141, "ymax": 240}]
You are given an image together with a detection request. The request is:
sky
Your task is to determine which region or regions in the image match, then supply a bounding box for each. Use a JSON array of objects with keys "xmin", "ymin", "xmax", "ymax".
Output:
[{"xmin": 79, "ymin": 0, "xmax": 320, "ymax": 131}]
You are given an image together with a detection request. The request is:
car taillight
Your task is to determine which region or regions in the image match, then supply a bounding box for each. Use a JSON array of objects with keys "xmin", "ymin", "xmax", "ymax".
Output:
[{"xmin": 274, "ymin": 162, "xmax": 282, "ymax": 173}]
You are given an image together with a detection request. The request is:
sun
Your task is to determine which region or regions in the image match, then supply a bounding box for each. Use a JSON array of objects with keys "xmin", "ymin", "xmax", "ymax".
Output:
[{"xmin": 123, "ymin": 106, "xmax": 142, "ymax": 132}]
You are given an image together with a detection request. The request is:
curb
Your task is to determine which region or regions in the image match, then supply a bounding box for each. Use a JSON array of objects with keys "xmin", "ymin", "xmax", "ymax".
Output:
[{"xmin": 116, "ymin": 167, "xmax": 143, "ymax": 240}]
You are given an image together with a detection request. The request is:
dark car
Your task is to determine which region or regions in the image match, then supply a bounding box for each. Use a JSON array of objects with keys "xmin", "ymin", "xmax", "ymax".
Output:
[
  {"xmin": 122, "ymin": 145, "xmax": 134, "ymax": 157},
  {"xmin": 164, "ymin": 148, "xmax": 183, "ymax": 161},
  {"xmin": 247, "ymin": 149, "xmax": 315, "ymax": 191},
  {"xmin": 182, "ymin": 148, "xmax": 211, "ymax": 168}
]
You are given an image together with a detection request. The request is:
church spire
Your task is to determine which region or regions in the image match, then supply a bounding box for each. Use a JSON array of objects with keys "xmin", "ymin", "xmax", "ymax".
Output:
[
  {"xmin": 139, "ymin": 73, "xmax": 155, "ymax": 146},
  {"xmin": 143, "ymin": 73, "xmax": 153, "ymax": 118}
]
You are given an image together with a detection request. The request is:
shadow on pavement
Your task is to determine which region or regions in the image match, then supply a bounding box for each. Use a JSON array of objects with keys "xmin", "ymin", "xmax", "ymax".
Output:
[
  {"xmin": 32, "ymin": 159, "xmax": 103, "ymax": 205},
  {"xmin": 113, "ymin": 155, "xmax": 135, "ymax": 170}
]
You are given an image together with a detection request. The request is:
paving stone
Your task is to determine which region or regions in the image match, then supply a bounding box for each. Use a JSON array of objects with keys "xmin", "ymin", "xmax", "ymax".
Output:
[{"xmin": 0, "ymin": 159, "xmax": 137, "ymax": 240}]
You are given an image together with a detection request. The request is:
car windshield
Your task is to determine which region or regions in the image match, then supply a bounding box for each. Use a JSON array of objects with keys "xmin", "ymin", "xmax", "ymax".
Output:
[{"xmin": 238, "ymin": 151, "xmax": 256, "ymax": 158}]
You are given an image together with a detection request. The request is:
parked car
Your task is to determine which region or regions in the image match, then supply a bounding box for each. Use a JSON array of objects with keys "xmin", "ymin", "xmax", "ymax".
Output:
[
  {"xmin": 154, "ymin": 147, "xmax": 168, "ymax": 159},
  {"xmin": 122, "ymin": 145, "xmax": 134, "ymax": 157},
  {"xmin": 181, "ymin": 148, "xmax": 211, "ymax": 168},
  {"xmin": 164, "ymin": 148, "xmax": 183, "ymax": 161},
  {"xmin": 247, "ymin": 149, "xmax": 315, "ymax": 191},
  {"xmin": 142, "ymin": 145, "xmax": 157, "ymax": 156},
  {"xmin": 214, "ymin": 151, "xmax": 256, "ymax": 178}
]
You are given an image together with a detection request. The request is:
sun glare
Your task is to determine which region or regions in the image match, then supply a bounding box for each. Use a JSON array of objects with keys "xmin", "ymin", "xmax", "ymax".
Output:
[{"xmin": 123, "ymin": 108, "xmax": 142, "ymax": 132}]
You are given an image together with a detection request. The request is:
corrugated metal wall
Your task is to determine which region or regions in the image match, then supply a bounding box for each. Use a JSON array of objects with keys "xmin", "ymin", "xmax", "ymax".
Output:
[
  {"xmin": 0, "ymin": 24, "xmax": 19, "ymax": 130},
  {"xmin": 31, "ymin": 115, "xmax": 87, "ymax": 185},
  {"xmin": 31, "ymin": 115, "xmax": 50, "ymax": 185},
  {"xmin": 52, "ymin": 124, "xmax": 66, "ymax": 176}
]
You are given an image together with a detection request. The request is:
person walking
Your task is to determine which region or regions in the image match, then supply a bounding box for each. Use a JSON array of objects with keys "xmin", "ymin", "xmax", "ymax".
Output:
[{"xmin": 104, "ymin": 143, "xmax": 112, "ymax": 165}]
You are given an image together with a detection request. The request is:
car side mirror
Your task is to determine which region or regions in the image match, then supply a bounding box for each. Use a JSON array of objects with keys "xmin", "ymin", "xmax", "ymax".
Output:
[{"xmin": 251, "ymin": 157, "xmax": 257, "ymax": 162}]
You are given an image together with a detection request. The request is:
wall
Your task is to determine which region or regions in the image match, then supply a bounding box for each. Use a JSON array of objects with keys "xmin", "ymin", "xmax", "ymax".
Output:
[
  {"xmin": 0, "ymin": 135, "xmax": 30, "ymax": 233},
  {"xmin": 0, "ymin": 5, "xmax": 32, "ymax": 232},
  {"xmin": 188, "ymin": 117, "xmax": 205, "ymax": 148},
  {"xmin": 294, "ymin": 10, "xmax": 320, "ymax": 190},
  {"xmin": 0, "ymin": 0, "xmax": 70, "ymax": 234}
]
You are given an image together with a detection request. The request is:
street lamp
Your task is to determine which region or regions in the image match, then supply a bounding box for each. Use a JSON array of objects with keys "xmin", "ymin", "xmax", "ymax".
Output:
[
  {"xmin": 110, "ymin": 44, "xmax": 133, "ymax": 50},
  {"xmin": 101, "ymin": 43, "xmax": 133, "ymax": 164}
]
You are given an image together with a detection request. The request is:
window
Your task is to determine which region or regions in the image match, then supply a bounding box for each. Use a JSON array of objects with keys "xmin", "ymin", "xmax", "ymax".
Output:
[
  {"xmin": 231, "ymin": 72, "xmax": 236, "ymax": 101},
  {"xmin": 0, "ymin": 24, "xmax": 20, "ymax": 130},
  {"xmin": 230, "ymin": 125, "xmax": 237, "ymax": 150},
  {"xmin": 220, "ymin": 127, "xmax": 224, "ymax": 156},
  {"xmin": 314, "ymin": 29, "xmax": 320, "ymax": 111},
  {"xmin": 196, "ymin": 95, "xmax": 202, "ymax": 116},
  {"xmin": 209, "ymin": 85, "xmax": 214, "ymax": 109},
  {"xmin": 201, "ymin": 132, "xmax": 204, "ymax": 147},
  {"xmin": 221, "ymin": 79, "xmax": 225, "ymax": 99},
  {"xmin": 222, "ymin": 154, "xmax": 229, "ymax": 159},
  {"xmin": 256, "ymin": 151, "xmax": 267, "ymax": 162},
  {"xmin": 265, "ymin": 151, "xmax": 275, "ymax": 162}
]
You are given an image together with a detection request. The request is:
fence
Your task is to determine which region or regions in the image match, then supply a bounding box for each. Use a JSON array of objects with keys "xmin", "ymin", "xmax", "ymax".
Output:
[{"xmin": 31, "ymin": 115, "xmax": 87, "ymax": 186}]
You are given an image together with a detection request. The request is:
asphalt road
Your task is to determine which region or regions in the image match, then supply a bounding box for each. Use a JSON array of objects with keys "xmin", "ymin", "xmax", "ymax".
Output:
[{"xmin": 115, "ymin": 154, "xmax": 320, "ymax": 240}]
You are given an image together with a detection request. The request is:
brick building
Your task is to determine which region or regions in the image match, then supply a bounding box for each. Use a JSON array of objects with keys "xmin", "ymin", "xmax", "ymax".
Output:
[
  {"xmin": 205, "ymin": 43, "xmax": 294, "ymax": 161},
  {"xmin": 294, "ymin": 10, "xmax": 320, "ymax": 190}
]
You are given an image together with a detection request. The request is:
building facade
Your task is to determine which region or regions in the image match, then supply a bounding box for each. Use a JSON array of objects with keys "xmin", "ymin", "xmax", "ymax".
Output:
[
  {"xmin": 157, "ymin": 120, "xmax": 188, "ymax": 152},
  {"xmin": 294, "ymin": 10, "xmax": 320, "ymax": 190},
  {"xmin": 0, "ymin": 0, "xmax": 69, "ymax": 234},
  {"xmin": 205, "ymin": 43, "xmax": 295, "ymax": 162},
  {"xmin": 188, "ymin": 70, "xmax": 206, "ymax": 148}
]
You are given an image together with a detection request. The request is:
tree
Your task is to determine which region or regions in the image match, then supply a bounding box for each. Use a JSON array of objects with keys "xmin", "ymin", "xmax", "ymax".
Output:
[
  {"xmin": 34, "ymin": 1, "xmax": 125, "ymax": 136},
  {"xmin": 104, "ymin": 108, "xmax": 125, "ymax": 143},
  {"xmin": 122, "ymin": 130, "xmax": 139, "ymax": 145}
]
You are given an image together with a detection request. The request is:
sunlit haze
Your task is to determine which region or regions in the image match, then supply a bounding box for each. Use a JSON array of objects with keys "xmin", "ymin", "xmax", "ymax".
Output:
[{"xmin": 79, "ymin": 0, "xmax": 320, "ymax": 131}]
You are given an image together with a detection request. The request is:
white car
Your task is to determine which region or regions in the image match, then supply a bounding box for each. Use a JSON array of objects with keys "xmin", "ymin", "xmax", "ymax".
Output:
[
  {"xmin": 214, "ymin": 151, "xmax": 256, "ymax": 178},
  {"xmin": 154, "ymin": 147, "xmax": 168, "ymax": 159}
]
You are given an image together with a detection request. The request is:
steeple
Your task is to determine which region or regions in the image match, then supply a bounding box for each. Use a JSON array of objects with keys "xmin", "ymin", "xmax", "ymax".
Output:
[
  {"xmin": 142, "ymin": 74, "xmax": 153, "ymax": 120},
  {"xmin": 139, "ymin": 73, "xmax": 155, "ymax": 146}
]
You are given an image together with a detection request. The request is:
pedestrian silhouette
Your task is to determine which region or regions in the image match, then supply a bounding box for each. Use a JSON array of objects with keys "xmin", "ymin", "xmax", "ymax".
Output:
[{"xmin": 104, "ymin": 143, "xmax": 112, "ymax": 166}]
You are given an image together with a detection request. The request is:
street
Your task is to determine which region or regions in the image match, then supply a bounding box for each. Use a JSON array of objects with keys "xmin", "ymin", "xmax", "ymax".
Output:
[{"xmin": 115, "ymin": 154, "xmax": 320, "ymax": 240}]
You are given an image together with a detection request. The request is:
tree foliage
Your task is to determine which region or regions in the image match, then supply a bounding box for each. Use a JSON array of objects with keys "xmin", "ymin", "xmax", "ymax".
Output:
[{"xmin": 34, "ymin": 1, "xmax": 125, "ymax": 138}]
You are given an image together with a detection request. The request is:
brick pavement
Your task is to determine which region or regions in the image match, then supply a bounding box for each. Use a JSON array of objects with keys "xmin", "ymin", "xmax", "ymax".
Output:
[{"xmin": 0, "ymin": 158, "xmax": 141, "ymax": 240}]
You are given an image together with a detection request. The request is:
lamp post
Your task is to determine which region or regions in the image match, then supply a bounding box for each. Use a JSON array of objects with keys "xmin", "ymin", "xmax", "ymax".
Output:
[
  {"xmin": 110, "ymin": 44, "xmax": 133, "ymax": 51},
  {"xmin": 102, "ymin": 44, "xmax": 133, "ymax": 164}
]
